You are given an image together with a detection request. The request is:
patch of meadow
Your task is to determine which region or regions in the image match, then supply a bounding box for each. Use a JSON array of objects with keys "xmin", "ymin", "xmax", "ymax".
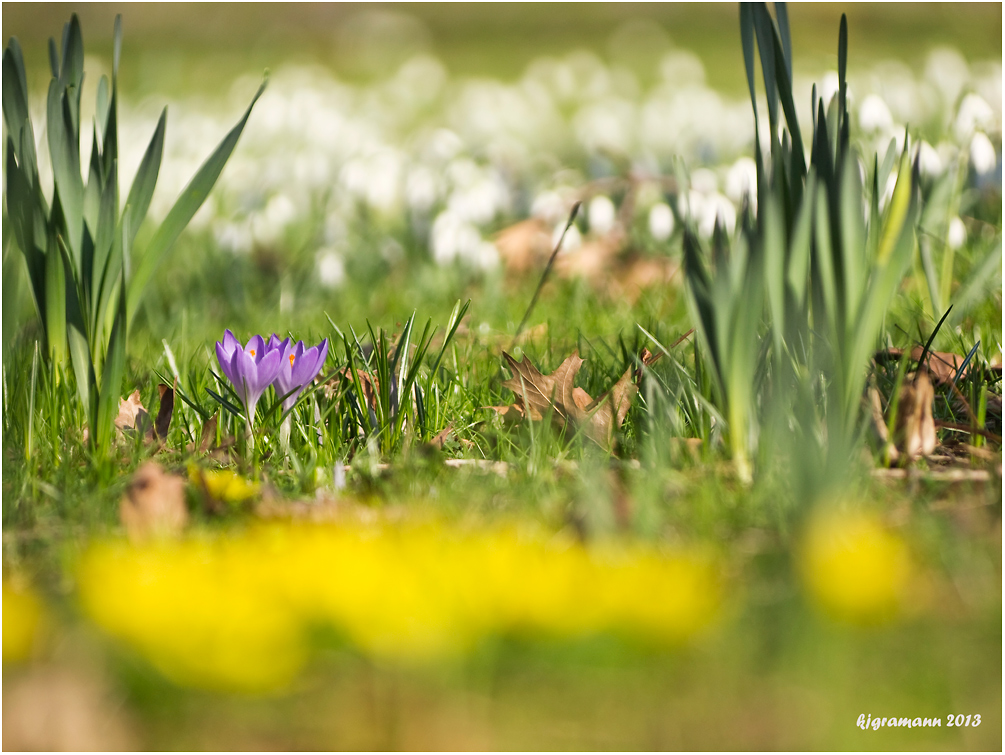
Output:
[{"xmin": 1, "ymin": 5, "xmax": 1001, "ymax": 749}]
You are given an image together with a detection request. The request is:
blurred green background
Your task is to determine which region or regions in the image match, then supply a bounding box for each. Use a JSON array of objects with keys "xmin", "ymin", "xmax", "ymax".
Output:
[{"xmin": 4, "ymin": 2, "xmax": 1002, "ymax": 97}]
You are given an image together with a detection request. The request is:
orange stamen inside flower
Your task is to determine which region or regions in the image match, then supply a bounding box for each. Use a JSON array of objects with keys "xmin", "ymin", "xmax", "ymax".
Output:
[
  {"xmin": 249, "ymin": 349, "xmax": 256, "ymax": 357},
  {"xmin": 289, "ymin": 354, "xmax": 296, "ymax": 366}
]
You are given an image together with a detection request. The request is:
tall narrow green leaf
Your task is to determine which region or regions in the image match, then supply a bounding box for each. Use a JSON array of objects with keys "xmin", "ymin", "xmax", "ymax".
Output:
[
  {"xmin": 127, "ymin": 79, "xmax": 267, "ymax": 324},
  {"xmin": 838, "ymin": 155, "xmax": 865, "ymax": 327},
  {"xmin": 122, "ymin": 108, "xmax": 167, "ymax": 249},
  {"xmin": 46, "ymin": 80, "xmax": 83, "ymax": 260}
]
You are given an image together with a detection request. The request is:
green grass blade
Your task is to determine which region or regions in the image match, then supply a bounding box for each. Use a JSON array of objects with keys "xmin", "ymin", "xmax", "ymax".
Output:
[{"xmin": 127, "ymin": 78, "xmax": 266, "ymax": 324}]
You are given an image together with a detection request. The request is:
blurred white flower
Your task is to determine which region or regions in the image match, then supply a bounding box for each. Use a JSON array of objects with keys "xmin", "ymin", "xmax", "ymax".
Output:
[
  {"xmin": 917, "ymin": 141, "xmax": 944, "ymax": 178},
  {"xmin": 859, "ymin": 94, "xmax": 894, "ymax": 133},
  {"xmin": 969, "ymin": 132, "xmax": 998, "ymax": 175},
  {"xmin": 725, "ymin": 157, "xmax": 757, "ymax": 205},
  {"xmin": 474, "ymin": 241, "xmax": 500, "ymax": 271},
  {"xmin": 574, "ymin": 98, "xmax": 636, "ymax": 155},
  {"xmin": 588, "ymin": 195, "xmax": 617, "ymax": 235},
  {"xmin": 658, "ymin": 50, "xmax": 706, "ymax": 88},
  {"xmin": 648, "ymin": 202, "xmax": 675, "ymax": 241},
  {"xmin": 925, "ymin": 47, "xmax": 970, "ymax": 106},
  {"xmin": 954, "ymin": 93, "xmax": 995, "ymax": 142},
  {"xmin": 553, "ymin": 222, "xmax": 582, "ymax": 253},
  {"xmin": 430, "ymin": 210, "xmax": 482, "ymax": 265},
  {"xmin": 215, "ymin": 222, "xmax": 253, "ymax": 255},
  {"xmin": 405, "ymin": 165, "xmax": 440, "ymax": 212},
  {"xmin": 531, "ymin": 191, "xmax": 570, "ymax": 225},
  {"xmin": 947, "ymin": 217, "xmax": 967, "ymax": 250},
  {"xmin": 697, "ymin": 193, "xmax": 736, "ymax": 239},
  {"xmin": 819, "ymin": 71, "xmax": 840, "ymax": 106},
  {"xmin": 691, "ymin": 168, "xmax": 718, "ymax": 195}
]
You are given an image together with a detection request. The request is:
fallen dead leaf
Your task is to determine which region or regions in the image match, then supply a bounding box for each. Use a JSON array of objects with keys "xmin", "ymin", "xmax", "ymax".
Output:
[
  {"xmin": 894, "ymin": 370, "xmax": 938, "ymax": 461},
  {"xmin": 153, "ymin": 382, "xmax": 175, "ymax": 440},
  {"xmin": 874, "ymin": 346, "xmax": 970, "ymax": 385},
  {"xmin": 494, "ymin": 218, "xmax": 554, "ymax": 274},
  {"xmin": 119, "ymin": 461, "xmax": 188, "ymax": 542},
  {"xmin": 869, "ymin": 385, "xmax": 900, "ymax": 464},
  {"xmin": 499, "ymin": 349, "xmax": 660, "ymax": 450},
  {"xmin": 554, "ymin": 234, "xmax": 623, "ymax": 283},
  {"xmin": 113, "ymin": 390, "xmax": 150, "ymax": 436}
]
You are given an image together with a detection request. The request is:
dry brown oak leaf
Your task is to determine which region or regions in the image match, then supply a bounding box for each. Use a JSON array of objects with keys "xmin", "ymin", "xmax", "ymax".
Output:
[{"xmin": 499, "ymin": 350, "xmax": 656, "ymax": 450}]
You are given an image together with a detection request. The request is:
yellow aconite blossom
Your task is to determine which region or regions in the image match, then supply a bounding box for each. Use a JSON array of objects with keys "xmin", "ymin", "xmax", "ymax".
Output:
[
  {"xmin": 188, "ymin": 464, "xmax": 259, "ymax": 505},
  {"xmin": 77, "ymin": 523, "xmax": 720, "ymax": 691},
  {"xmin": 800, "ymin": 510, "xmax": 911, "ymax": 625},
  {"xmin": 3, "ymin": 578, "xmax": 44, "ymax": 663}
]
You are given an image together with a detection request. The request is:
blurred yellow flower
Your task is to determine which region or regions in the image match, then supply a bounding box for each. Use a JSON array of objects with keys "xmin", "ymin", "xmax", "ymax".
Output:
[
  {"xmin": 799, "ymin": 510, "xmax": 911, "ymax": 625},
  {"xmin": 188, "ymin": 464, "xmax": 259, "ymax": 505},
  {"xmin": 3, "ymin": 578, "xmax": 44, "ymax": 663},
  {"xmin": 76, "ymin": 522, "xmax": 721, "ymax": 691}
]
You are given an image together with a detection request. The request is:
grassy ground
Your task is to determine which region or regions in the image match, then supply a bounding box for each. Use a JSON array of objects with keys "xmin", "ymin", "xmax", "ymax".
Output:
[{"xmin": 2, "ymin": 3, "xmax": 1002, "ymax": 750}]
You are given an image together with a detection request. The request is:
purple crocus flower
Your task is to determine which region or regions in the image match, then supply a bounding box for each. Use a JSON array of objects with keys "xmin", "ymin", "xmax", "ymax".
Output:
[
  {"xmin": 215, "ymin": 329, "xmax": 284, "ymax": 424},
  {"xmin": 271, "ymin": 335, "xmax": 329, "ymax": 412}
]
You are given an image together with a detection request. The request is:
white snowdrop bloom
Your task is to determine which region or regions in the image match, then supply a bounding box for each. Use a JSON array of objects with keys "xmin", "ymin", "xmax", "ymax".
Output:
[
  {"xmin": 969, "ymin": 132, "xmax": 998, "ymax": 175},
  {"xmin": 405, "ymin": 165, "xmax": 440, "ymax": 212},
  {"xmin": 472, "ymin": 241, "xmax": 501, "ymax": 271},
  {"xmin": 677, "ymin": 190, "xmax": 707, "ymax": 224},
  {"xmin": 215, "ymin": 222, "xmax": 253, "ymax": 255},
  {"xmin": 947, "ymin": 217, "xmax": 967, "ymax": 250},
  {"xmin": 430, "ymin": 210, "xmax": 482, "ymax": 265},
  {"xmin": 819, "ymin": 71, "xmax": 840, "ymax": 107},
  {"xmin": 340, "ymin": 149, "xmax": 403, "ymax": 213},
  {"xmin": 573, "ymin": 98, "xmax": 636, "ymax": 155},
  {"xmin": 316, "ymin": 249, "xmax": 346, "ymax": 289},
  {"xmin": 565, "ymin": 50, "xmax": 611, "ymax": 102},
  {"xmin": 925, "ymin": 47, "xmax": 970, "ymax": 106},
  {"xmin": 697, "ymin": 193, "xmax": 736, "ymax": 239},
  {"xmin": 954, "ymin": 93, "xmax": 995, "ymax": 142},
  {"xmin": 553, "ymin": 222, "xmax": 582, "ymax": 253},
  {"xmin": 917, "ymin": 141, "xmax": 944, "ymax": 178},
  {"xmin": 858, "ymin": 94, "xmax": 894, "ymax": 133},
  {"xmin": 531, "ymin": 191, "xmax": 570, "ymax": 225},
  {"xmin": 658, "ymin": 50, "xmax": 706, "ymax": 88},
  {"xmin": 394, "ymin": 54, "xmax": 447, "ymax": 106},
  {"xmin": 648, "ymin": 202, "xmax": 675, "ymax": 242},
  {"xmin": 725, "ymin": 157, "xmax": 757, "ymax": 205},
  {"xmin": 691, "ymin": 168, "xmax": 718, "ymax": 195},
  {"xmin": 588, "ymin": 195, "xmax": 617, "ymax": 235},
  {"xmin": 265, "ymin": 193, "xmax": 297, "ymax": 228},
  {"xmin": 447, "ymin": 177, "xmax": 504, "ymax": 225}
]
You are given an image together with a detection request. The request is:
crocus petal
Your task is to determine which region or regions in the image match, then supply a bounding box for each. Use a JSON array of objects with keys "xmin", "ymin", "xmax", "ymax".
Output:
[
  {"xmin": 216, "ymin": 340, "xmax": 241, "ymax": 389},
  {"xmin": 254, "ymin": 347, "xmax": 284, "ymax": 392},
  {"xmin": 220, "ymin": 329, "xmax": 241, "ymax": 358},
  {"xmin": 266, "ymin": 334, "xmax": 286, "ymax": 353},
  {"xmin": 245, "ymin": 334, "xmax": 267, "ymax": 364},
  {"xmin": 291, "ymin": 345, "xmax": 321, "ymax": 385}
]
